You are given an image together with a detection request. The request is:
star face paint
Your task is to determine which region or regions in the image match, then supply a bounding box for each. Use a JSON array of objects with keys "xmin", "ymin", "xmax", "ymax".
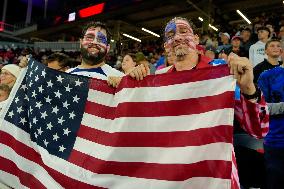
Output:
[
  {"xmin": 164, "ymin": 19, "xmax": 197, "ymax": 57},
  {"xmin": 81, "ymin": 27, "xmax": 108, "ymax": 65},
  {"xmin": 164, "ymin": 21, "xmax": 176, "ymax": 42}
]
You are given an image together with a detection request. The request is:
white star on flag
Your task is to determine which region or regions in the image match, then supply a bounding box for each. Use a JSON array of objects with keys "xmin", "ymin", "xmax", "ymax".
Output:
[
  {"xmin": 75, "ymin": 79, "xmax": 82, "ymax": 86},
  {"xmin": 19, "ymin": 117, "xmax": 27, "ymax": 125},
  {"xmin": 35, "ymin": 101, "xmax": 43, "ymax": 109},
  {"xmin": 59, "ymin": 145, "xmax": 66, "ymax": 152},
  {"xmin": 37, "ymin": 127, "xmax": 43, "ymax": 135},
  {"xmin": 40, "ymin": 111, "xmax": 48, "ymax": 119},
  {"xmin": 43, "ymin": 139, "xmax": 49, "ymax": 147},
  {"xmin": 56, "ymin": 75, "xmax": 64, "ymax": 83},
  {"xmin": 73, "ymin": 95, "xmax": 80, "ymax": 103},
  {"xmin": 45, "ymin": 96, "xmax": 52, "ymax": 104},
  {"xmin": 47, "ymin": 80, "xmax": 53, "ymax": 88},
  {"xmin": 65, "ymin": 85, "xmax": 72, "ymax": 92},
  {"xmin": 38, "ymin": 85, "xmax": 44, "ymax": 93},
  {"xmin": 52, "ymin": 106, "xmax": 59, "ymax": 114},
  {"xmin": 53, "ymin": 133, "xmax": 59, "ymax": 141},
  {"xmin": 17, "ymin": 106, "xmax": 23, "ymax": 113},
  {"xmin": 46, "ymin": 122, "xmax": 53, "ymax": 130},
  {"xmin": 41, "ymin": 70, "xmax": 46, "ymax": 78},
  {"xmin": 58, "ymin": 116, "xmax": 65, "ymax": 125},
  {"xmin": 69, "ymin": 111, "xmax": 75, "ymax": 119},
  {"xmin": 54, "ymin": 90, "xmax": 62, "ymax": 98},
  {"xmin": 63, "ymin": 128, "xmax": 71, "ymax": 136}
]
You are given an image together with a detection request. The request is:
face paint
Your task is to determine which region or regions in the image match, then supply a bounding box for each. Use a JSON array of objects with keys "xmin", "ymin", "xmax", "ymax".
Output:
[
  {"xmin": 81, "ymin": 27, "xmax": 108, "ymax": 65},
  {"xmin": 164, "ymin": 21, "xmax": 176, "ymax": 42},
  {"xmin": 164, "ymin": 19, "xmax": 197, "ymax": 58}
]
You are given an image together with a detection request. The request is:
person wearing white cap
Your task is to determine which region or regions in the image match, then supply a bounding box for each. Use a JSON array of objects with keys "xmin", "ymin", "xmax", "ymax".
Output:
[
  {"xmin": 0, "ymin": 64, "xmax": 21, "ymax": 89},
  {"xmin": 216, "ymin": 32, "xmax": 232, "ymax": 55}
]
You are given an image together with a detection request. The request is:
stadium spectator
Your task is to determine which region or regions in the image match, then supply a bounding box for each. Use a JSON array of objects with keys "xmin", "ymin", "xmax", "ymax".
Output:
[
  {"xmin": 0, "ymin": 64, "xmax": 21, "ymax": 89},
  {"xmin": 258, "ymin": 63, "xmax": 284, "ymax": 189},
  {"xmin": 46, "ymin": 52, "xmax": 71, "ymax": 72},
  {"xmin": 240, "ymin": 28, "xmax": 254, "ymax": 57},
  {"xmin": 119, "ymin": 17, "xmax": 269, "ymax": 189},
  {"xmin": 66, "ymin": 21, "xmax": 124, "ymax": 79},
  {"xmin": 204, "ymin": 47, "xmax": 216, "ymax": 59},
  {"xmin": 225, "ymin": 36, "xmax": 248, "ymax": 57},
  {"xmin": 121, "ymin": 54, "xmax": 136, "ymax": 74},
  {"xmin": 249, "ymin": 26, "xmax": 270, "ymax": 67},
  {"xmin": 253, "ymin": 39, "xmax": 282, "ymax": 83},
  {"xmin": 0, "ymin": 84, "xmax": 11, "ymax": 111}
]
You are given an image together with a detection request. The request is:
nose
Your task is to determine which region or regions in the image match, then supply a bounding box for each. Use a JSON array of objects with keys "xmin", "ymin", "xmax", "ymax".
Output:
[{"xmin": 173, "ymin": 33, "xmax": 183, "ymax": 43}]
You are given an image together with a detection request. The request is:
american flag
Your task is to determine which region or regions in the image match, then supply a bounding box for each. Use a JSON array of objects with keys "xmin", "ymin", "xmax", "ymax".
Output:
[{"xmin": 0, "ymin": 59, "xmax": 236, "ymax": 189}]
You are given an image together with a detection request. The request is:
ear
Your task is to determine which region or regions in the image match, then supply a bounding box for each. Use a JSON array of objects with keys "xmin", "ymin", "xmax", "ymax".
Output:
[
  {"xmin": 63, "ymin": 66, "xmax": 70, "ymax": 72},
  {"xmin": 193, "ymin": 34, "xmax": 199, "ymax": 45},
  {"xmin": 106, "ymin": 44, "xmax": 110, "ymax": 54},
  {"xmin": 79, "ymin": 38, "xmax": 83, "ymax": 48}
]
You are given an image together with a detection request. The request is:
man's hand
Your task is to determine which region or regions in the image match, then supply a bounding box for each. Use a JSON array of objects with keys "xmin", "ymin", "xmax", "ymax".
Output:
[
  {"xmin": 107, "ymin": 76, "xmax": 122, "ymax": 88},
  {"xmin": 129, "ymin": 64, "xmax": 150, "ymax": 80},
  {"xmin": 227, "ymin": 53, "xmax": 256, "ymax": 95}
]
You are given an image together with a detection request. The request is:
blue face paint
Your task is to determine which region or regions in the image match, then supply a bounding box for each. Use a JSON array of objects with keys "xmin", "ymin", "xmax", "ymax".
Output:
[
  {"xmin": 164, "ymin": 21, "xmax": 176, "ymax": 41},
  {"xmin": 97, "ymin": 31, "xmax": 108, "ymax": 45}
]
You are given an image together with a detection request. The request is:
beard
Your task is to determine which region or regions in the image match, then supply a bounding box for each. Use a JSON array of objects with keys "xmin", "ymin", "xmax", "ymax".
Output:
[
  {"xmin": 174, "ymin": 45, "xmax": 191, "ymax": 61},
  {"xmin": 80, "ymin": 45, "xmax": 107, "ymax": 66}
]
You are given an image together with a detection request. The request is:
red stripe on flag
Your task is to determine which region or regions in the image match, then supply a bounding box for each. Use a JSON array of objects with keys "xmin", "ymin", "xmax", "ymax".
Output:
[
  {"xmin": 69, "ymin": 149, "xmax": 232, "ymax": 181},
  {"xmin": 0, "ymin": 156, "xmax": 46, "ymax": 189},
  {"xmin": 117, "ymin": 65, "xmax": 230, "ymax": 90},
  {"xmin": 85, "ymin": 91, "xmax": 235, "ymax": 118},
  {"xmin": 85, "ymin": 102, "xmax": 115, "ymax": 119},
  {"xmin": 89, "ymin": 78, "xmax": 116, "ymax": 94},
  {"xmin": 78, "ymin": 125, "xmax": 233, "ymax": 147},
  {"xmin": 0, "ymin": 131, "xmax": 106, "ymax": 189}
]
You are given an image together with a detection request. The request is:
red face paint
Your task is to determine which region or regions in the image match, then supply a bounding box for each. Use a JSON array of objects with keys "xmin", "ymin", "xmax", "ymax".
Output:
[{"xmin": 164, "ymin": 19, "xmax": 197, "ymax": 56}]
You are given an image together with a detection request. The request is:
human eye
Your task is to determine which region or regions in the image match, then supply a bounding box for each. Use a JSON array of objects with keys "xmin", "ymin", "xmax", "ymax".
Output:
[
  {"xmin": 179, "ymin": 27, "xmax": 188, "ymax": 34},
  {"xmin": 166, "ymin": 31, "xmax": 175, "ymax": 39},
  {"xmin": 84, "ymin": 35, "xmax": 94, "ymax": 41}
]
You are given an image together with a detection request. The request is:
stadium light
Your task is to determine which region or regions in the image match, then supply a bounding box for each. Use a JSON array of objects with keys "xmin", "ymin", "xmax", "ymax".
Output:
[
  {"xmin": 141, "ymin": 28, "xmax": 160, "ymax": 37},
  {"xmin": 122, "ymin": 33, "xmax": 141, "ymax": 42},
  {"xmin": 208, "ymin": 24, "xmax": 218, "ymax": 31},
  {"xmin": 198, "ymin": 17, "xmax": 203, "ymax": 22},
  {"xmin": 236, "ymin": 10, "xmax": 251, "ymax": 24}
]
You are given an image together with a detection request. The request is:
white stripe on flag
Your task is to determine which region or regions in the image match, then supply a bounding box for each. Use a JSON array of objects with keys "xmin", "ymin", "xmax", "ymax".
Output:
[
  {"xmin": 0, "ymin": 144, "xmax": 63, "ymax": 189},
  {"xmin": 1, "ymin": 121, "xmax": 231, "ymax": 189},
  {"xmin": 115, "ymin": 76, "xmax": 235, "ymax": 103},
  {"xmin": 82, "ymin": 108, "xmax": 234, "ymax": 133},
  {"xmin": 87, "ymin": 76, "xmax": 235, "ymax": 107},
  {"xmin": 74, "ymin": 137, "xmax": 232, "ymax": 164},
  {"xmin": 0, "ymin": 171, "xmax": 29, "ymax": 189}
]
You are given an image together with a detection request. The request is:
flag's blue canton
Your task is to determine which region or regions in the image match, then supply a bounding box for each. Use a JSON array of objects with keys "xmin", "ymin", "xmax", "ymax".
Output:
[{"xmin": 5, "ymin": 59, "xmax": 89, "ymax": 159}]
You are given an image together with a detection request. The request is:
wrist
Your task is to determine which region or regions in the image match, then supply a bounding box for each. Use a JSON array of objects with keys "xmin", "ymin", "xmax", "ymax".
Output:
[
  {"xmin": 241, "ymin": 83, "xmax": 256, "ymax": 95},
  {"xmin": 241, "ymin": 85, "xmax": 261, "ymax": 101}
]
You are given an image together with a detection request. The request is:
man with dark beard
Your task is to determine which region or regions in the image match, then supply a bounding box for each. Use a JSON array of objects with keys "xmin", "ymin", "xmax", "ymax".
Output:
[{"xmin": 66, "ymin": 21, "xmax": 124, "ymax": 80}]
